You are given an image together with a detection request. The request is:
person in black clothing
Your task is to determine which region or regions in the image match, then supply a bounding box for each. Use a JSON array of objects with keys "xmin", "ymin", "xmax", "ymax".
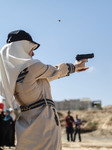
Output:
[
  {"xmin": 65, "ymin": 111, "xmax": 74, "ymax": 142},
  {"xmin": 0, "ymin": 109, "xmax": 5, "ymax": 150},
  {"xmin": 9, "ymin": 108, "xmax": 16, "ymax": 147},
  {"xmin": 2, "ymin": 109, "xmax": 14, "ymax": 148},
  {"xmin": 74, "ymin": 114, "xmax": 82, "ymax": 142}
]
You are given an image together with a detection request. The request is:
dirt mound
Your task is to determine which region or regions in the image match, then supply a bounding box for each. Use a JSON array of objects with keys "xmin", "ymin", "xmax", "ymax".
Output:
[
  {"xmin": 103, "ymin": 105, "xmax": 112, "ymax": 110},
  {"xmin": 57, "ymin": 108, "xmax": 112, "ymax": 135}
]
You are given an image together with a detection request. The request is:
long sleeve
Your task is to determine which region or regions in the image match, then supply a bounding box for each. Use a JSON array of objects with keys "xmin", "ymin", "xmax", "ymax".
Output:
[
  {"xmin": 15, "ymin": 61, "xmax": 75, "ymax": 106},
  {"xmin": 28, "ymin": 61, "xmax": 73, "ymax": 82}
]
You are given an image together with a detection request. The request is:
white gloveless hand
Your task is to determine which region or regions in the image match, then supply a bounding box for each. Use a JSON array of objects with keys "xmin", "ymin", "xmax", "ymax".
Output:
[{"xmin": 74, "ymin": 59, "xmax": 89, "ymax": 72}]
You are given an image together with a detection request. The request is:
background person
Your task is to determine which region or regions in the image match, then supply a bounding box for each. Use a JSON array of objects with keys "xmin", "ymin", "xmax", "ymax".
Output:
[
  {"xmin": 9, "ymin": 108, "xmax": 16, "ymax": 147},
  {"xmin": 0, "ymin": 109, "xmax": 5, "ymax": 150},
  {"xmin": 2, "ymin": 109, "xmax": 14, "ymax": 148},
  {"xmin": 74, "ymin": 114, "xmax": 82, "ymax": 142},
  {"xmin": 65, "ymin": 111, "xmax": 74, "ymax": 142}
]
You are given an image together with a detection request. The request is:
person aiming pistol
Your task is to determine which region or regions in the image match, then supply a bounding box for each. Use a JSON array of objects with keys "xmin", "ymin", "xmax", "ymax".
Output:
[{"xmin": 0, "ymin": 29, "xmax": 94, "ymax": 150}]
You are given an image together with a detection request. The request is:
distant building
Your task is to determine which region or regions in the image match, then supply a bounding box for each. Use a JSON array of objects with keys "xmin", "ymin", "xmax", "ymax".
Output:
[
  {"xmin": 0, "ymin": 96, "xmax": 102, "ymax": 111},
  {"xmin": 54, "ymin": 98, "xmax": 102, "ymax": 110}
]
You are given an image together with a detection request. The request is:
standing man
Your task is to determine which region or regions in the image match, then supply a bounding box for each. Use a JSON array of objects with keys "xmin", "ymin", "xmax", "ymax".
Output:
[
  {"xmin": 74, "ymin": 114, "xmax": 82, "ymax": 142},
  {"xmin": 65, "ymin": 111, "xmax": 74, "ymax": 141},
  {"xmin": 0, "ymin": 30, "xmax": 88, "ymax": 150}
]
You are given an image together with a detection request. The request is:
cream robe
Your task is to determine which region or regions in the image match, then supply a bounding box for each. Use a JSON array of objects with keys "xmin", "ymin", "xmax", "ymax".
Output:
[{"xmin": 15, "ymin": 61, "xmax": 69, "ymax": 150}]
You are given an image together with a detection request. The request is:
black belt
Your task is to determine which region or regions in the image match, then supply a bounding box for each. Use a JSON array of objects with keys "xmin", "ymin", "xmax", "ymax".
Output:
[{"xmin": 20, "ymin": 99, "xmax": 55, "ymax": 112}]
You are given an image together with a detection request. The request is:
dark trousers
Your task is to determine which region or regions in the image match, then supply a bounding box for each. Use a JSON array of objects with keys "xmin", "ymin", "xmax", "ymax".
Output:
[
  {"xmin": 66, "ymin": 127, "xmax": 74, "ymax": 142},
  {"xmin": 74, "ymin": 128, "xmax": 81, "ymax": 142}
]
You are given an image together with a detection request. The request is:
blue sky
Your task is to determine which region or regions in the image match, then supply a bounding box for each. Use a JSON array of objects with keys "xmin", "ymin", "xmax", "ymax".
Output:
[{"xmin": 0, "ymin": 0, "xmax": 112, "ymax": 106}]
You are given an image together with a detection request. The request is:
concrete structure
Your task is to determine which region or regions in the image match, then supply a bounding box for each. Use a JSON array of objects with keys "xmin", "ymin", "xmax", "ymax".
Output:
[
  {"xmin": 0, "ymin": 97, "xmax": 102, "ymax": 111},
  {"xmin": 54, "ymin": 98, "xmax": 102, "ymax": 110}
]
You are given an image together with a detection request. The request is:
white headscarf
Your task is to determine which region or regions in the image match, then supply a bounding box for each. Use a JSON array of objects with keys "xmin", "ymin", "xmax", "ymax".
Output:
[{"xmin": 0, "ymin": 40, "xmax": 40, "ymax": 108}]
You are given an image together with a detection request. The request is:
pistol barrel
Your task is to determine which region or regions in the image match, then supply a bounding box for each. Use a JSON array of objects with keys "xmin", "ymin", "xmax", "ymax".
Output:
[{"xmin": 76, "ymin": 53, "xmax": 94, "ymax": 61}]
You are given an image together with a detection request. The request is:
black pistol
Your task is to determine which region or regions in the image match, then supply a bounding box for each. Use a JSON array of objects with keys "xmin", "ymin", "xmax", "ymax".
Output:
[{"xmin": 76, "ymin": 53, "xmax": 94, "ymax": 61}]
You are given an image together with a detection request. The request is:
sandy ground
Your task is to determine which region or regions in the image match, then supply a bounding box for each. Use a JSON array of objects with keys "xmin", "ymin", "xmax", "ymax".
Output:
[
  {"xmin": 62, "ymin": 133, "xmax": 112, "ymax": 150},
  {"xmin": 2, "ymin": 133, "xmax": 112, "ymax": 150}
]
